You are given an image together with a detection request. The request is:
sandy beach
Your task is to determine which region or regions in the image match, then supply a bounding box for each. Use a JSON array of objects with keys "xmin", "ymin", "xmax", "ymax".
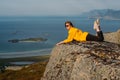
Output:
[{"xmin": 0, "ymin": 48, "xmax": 51, "ymax": 71}]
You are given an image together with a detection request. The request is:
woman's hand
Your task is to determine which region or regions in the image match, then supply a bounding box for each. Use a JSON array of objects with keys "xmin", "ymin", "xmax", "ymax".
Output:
[{"xmin": 56, "ymin": 41, "xmax": 65, "ymax": 46}]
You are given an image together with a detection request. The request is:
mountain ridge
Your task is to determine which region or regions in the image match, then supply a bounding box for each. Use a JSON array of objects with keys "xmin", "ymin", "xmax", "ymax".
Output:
[{"xmin": 80, "ymin": 9, "xmax": 120, "ymax": 20}]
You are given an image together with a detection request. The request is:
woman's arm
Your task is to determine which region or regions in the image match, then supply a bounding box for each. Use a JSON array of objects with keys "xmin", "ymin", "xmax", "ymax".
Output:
[
  {"xmin": 56, "ymin": 41, "xmax": 65, "ymax": 45},
  {"xmin": 56, "ymin": 28, "xmax": 76, "ymax": 45}
]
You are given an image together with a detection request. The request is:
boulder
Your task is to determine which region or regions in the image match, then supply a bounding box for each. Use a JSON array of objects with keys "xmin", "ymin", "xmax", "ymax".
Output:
[
  {"xmin": 42, "ymin": 41, "xmax": 120, "ymax": 80},
  {"xmin": 104, "ymin": 29, "xmax": 120, "ymax": 44}
]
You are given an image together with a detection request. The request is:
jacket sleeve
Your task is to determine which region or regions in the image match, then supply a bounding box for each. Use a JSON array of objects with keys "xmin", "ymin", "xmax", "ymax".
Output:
[{"xmin": 63, "ymin": 30, "xmax": 76, "ymax": 43}]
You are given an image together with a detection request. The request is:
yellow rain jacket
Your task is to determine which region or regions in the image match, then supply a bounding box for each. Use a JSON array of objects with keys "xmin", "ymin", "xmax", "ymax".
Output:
[{"xmin": 63, "ymin": 27, "xmax": 88, "ymax": 43}]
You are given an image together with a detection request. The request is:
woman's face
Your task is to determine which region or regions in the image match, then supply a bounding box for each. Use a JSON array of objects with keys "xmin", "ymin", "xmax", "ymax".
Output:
[{"xmin": 65, "ymin": 23, "xmax": 71, "ymax": 30}]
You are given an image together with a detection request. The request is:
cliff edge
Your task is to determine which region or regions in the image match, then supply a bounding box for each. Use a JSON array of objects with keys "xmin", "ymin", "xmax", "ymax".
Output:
[{"xmin": 42, "ymin": 41, "xmax": 120, "ymax": 80}]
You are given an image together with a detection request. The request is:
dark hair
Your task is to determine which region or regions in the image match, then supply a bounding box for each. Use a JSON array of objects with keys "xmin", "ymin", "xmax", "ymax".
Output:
[{"xmin": 65, "ymin": 21, "xmax": 74, "ymax": 27}]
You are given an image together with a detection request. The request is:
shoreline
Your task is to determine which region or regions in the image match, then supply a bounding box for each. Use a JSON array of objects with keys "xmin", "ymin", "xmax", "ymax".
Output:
[
  {"xmin": 0, "ymin": 55, "xmax": 50, "ymax": 66},
  {"xmin": 0, "ymin": 48, "xmax": 52, "ymax": 58},
  {"xmin": 0, "ymin": 54, "xmax": 50, "ymax": 71}
]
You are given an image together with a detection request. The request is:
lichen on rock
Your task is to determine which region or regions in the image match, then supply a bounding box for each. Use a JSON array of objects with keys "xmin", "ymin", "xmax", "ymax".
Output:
[{"xmin": 42, "ymin": 41, "xmax": 120, "ymax": 80}]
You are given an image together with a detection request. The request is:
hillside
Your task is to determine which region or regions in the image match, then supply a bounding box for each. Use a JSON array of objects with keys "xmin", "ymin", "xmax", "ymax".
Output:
[
  {"xmin": 80, "ymin": 9, "xmax": 120, "ymax": 20},
  {"xmin": 0, "ymin": 62, "xmax": 48, "ymax": 80}
]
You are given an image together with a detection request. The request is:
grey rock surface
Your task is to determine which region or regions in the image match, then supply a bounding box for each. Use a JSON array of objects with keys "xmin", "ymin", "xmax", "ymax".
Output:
[
  {"xmin": 104, "ymin": 29, "xmax": 120, "ymax": 44},
  {"xmin": 42, "ymin": 41, "xmax": 120, "ymax": 80}
]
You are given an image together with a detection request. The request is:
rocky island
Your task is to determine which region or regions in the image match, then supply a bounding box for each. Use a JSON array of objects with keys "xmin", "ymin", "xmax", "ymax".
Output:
[{"xmin": 8, "ymin": 37, "xmax": 47, "ymax": 43}]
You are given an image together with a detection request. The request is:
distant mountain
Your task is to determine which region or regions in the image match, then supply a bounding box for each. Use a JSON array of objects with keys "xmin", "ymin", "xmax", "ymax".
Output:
[{"xmin": 80, "ymin": 9, "xmax": 120, "ymax": 20}]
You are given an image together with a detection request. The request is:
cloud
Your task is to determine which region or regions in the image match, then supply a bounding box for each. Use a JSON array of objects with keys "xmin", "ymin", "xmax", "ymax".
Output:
[{"xmin": 0, "ymin": 0, "xmax": 120, "ymax": 16}]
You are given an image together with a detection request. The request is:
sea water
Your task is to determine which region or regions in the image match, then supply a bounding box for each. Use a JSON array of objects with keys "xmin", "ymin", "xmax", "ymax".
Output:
[{"xmin": 0, "ymin": 16, "xmax": 120, "ymax": 58}]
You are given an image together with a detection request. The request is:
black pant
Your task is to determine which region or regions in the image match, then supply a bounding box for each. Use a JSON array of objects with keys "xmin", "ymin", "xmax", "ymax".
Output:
[{"xmin": 86, "ymin": 31, "xmax": 104, "ymax": 41}]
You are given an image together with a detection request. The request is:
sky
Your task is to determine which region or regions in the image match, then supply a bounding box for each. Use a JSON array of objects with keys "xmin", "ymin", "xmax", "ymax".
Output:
[{"xmin": 0, "ymin": 0, "xmax": 120, "ymax": 16}]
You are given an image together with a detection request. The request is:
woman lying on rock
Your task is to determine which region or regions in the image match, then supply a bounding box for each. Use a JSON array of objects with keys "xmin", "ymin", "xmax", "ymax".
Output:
[{"xmin": 56, "ymin": 19, "xmax": 104, "ymax": 45}]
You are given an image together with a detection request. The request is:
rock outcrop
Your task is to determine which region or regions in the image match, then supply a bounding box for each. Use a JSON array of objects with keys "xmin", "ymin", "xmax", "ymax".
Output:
[
  {"xmin": 104, "ymin": 29, "xmax": 120, "ymax": 44},
  {"xmin": 42, "ymin": 41, "xmax": 120, "ymax": 80}
]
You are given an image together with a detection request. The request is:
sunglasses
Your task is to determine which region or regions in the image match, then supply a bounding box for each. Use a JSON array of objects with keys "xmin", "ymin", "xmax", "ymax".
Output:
[{"xmin": 65, "ymin": 25, "xmax": 70, "ymax": 27}]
